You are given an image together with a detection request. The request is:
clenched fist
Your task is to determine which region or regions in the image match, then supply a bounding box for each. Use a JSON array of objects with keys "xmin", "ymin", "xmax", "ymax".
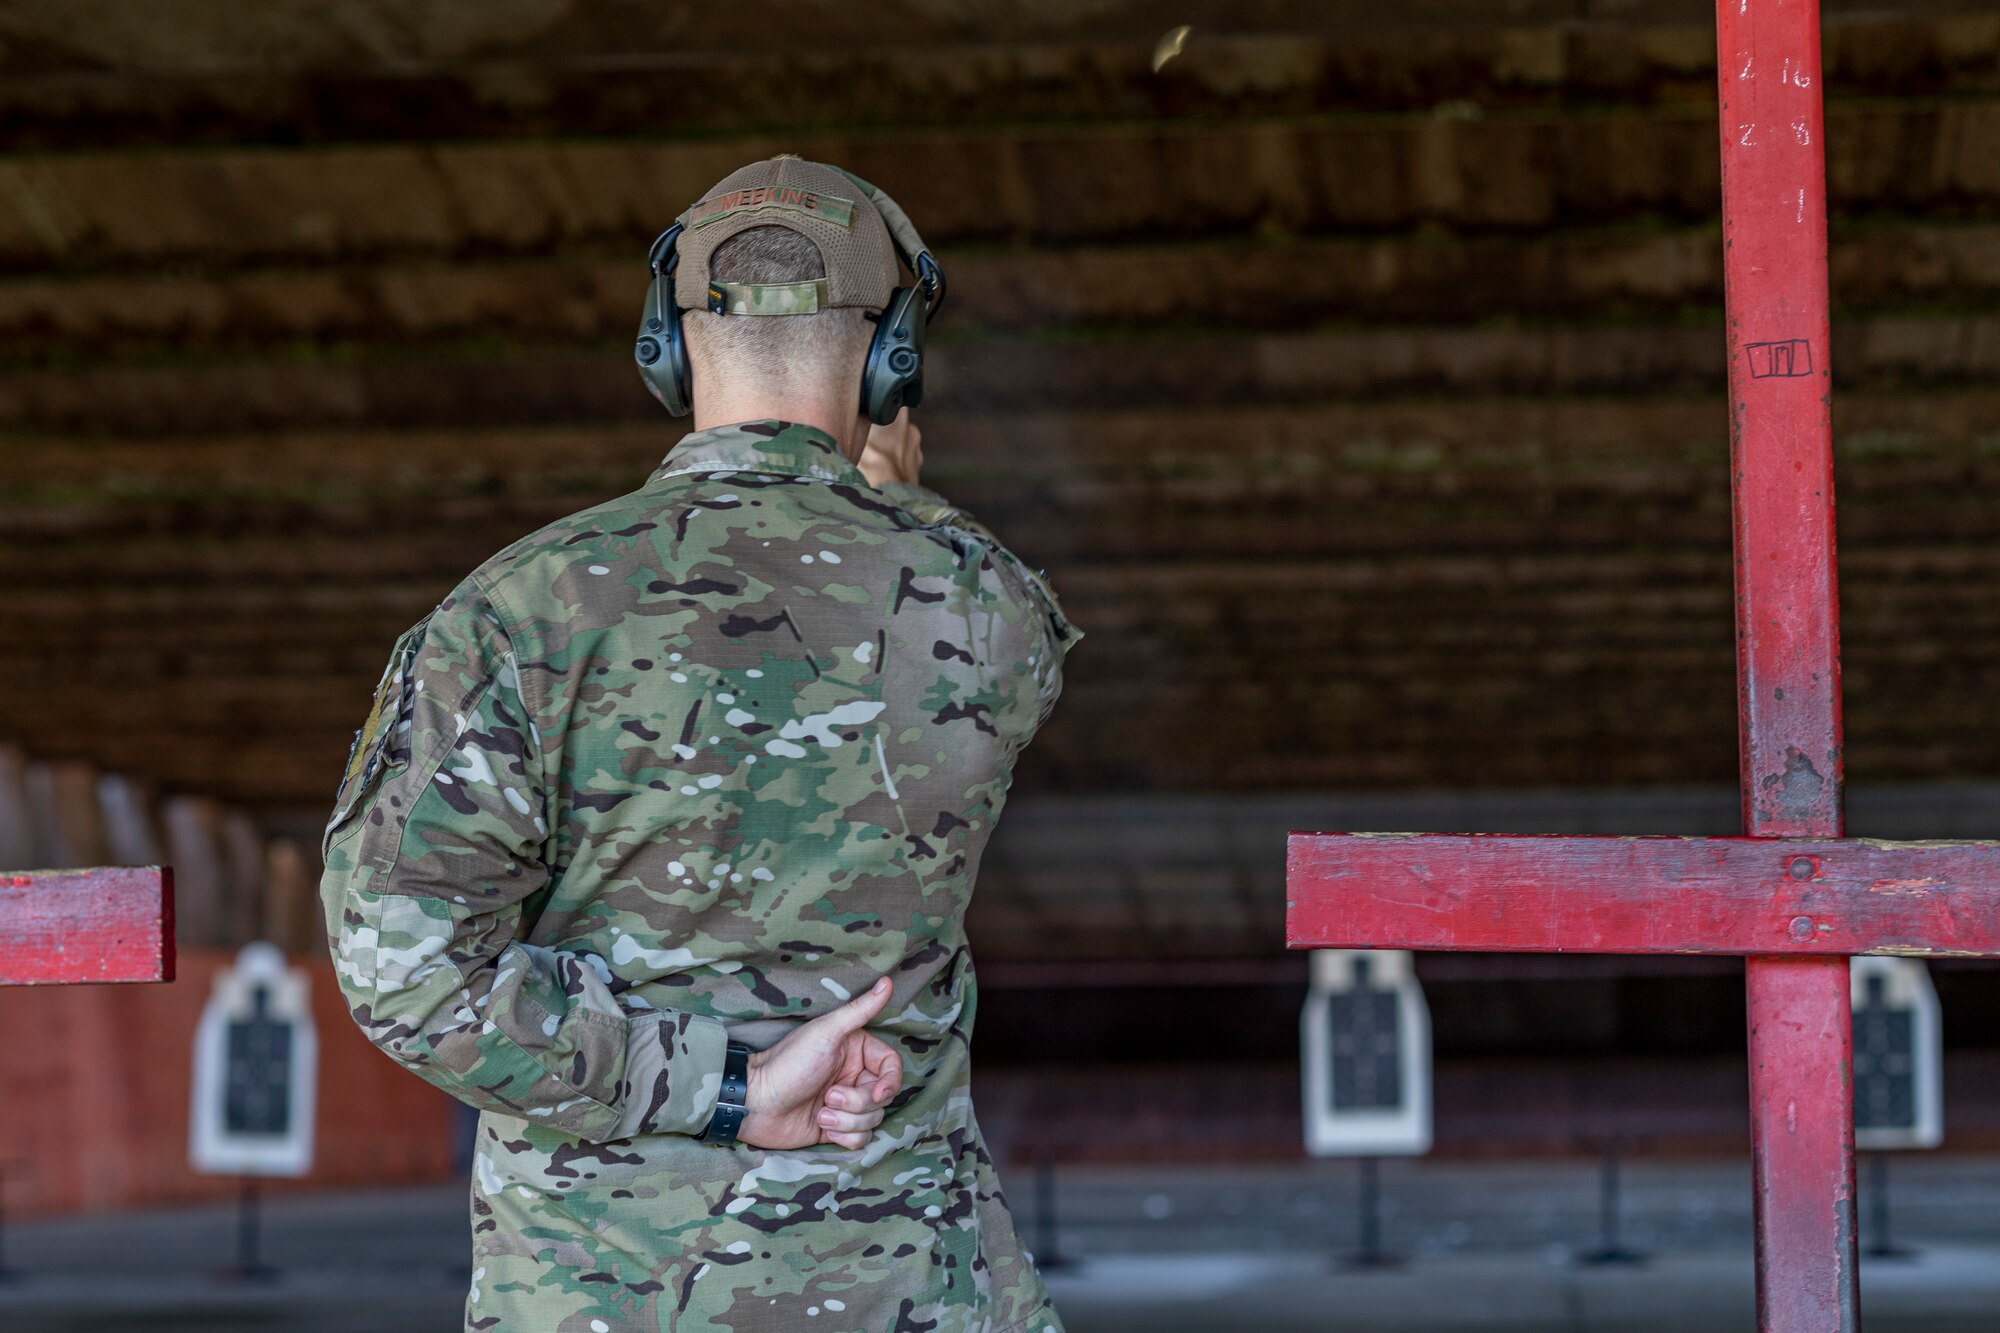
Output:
[{"xmin": 737, "ymin": 976, "xmax": 904, "ymax": 1151}]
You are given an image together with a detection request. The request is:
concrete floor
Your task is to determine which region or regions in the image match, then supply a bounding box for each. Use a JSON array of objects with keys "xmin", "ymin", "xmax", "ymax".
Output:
[
  {"xmin": 1047, "ymin": 1249, "xmax": 2000, "ymax": 1333},
  {"xmin": 4, "ymin": 1156, "xmax": 1997, "ymax": 1331}
]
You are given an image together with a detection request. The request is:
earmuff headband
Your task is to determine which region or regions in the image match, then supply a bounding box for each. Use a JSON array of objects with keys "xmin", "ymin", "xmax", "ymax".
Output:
[{"xmin": 833, "ymin": 169, "xmax": 947, "ymax": 318}]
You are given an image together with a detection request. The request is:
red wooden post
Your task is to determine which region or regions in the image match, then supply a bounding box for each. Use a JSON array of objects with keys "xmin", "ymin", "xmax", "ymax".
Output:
[
  {"xmin": 1286, "ymin": 3, "xmax": 1996, "ymax": 1330},
  {"xmin": 0, "ymin": 867, "xmax": 176, "ymax": 985},
  {"xmin": 1718, "ymin": 3, "xmax": 1853, "ymax": 1323}
]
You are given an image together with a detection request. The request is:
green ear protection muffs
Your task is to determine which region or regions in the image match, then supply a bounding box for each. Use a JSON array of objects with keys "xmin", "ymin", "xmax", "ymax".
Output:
[
  {"xmin": 633, "ymin": 173, "xmax": 946, "ymax": 425},
  {"xmin": 843, "ymin": 171, "xmax": 947, "ymax": 426},
  {"xmin": 634, "ymin": 222, "xmax": 695, "ymax": 417}
]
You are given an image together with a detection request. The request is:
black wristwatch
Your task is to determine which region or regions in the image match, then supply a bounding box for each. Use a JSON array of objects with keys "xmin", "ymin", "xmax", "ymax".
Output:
[{"xmin": 697, "ymin": 1041, "xmax": 752, "ymax": 1145}]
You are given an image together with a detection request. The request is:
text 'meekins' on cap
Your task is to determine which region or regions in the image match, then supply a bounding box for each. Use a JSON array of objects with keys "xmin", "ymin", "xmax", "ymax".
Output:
[{"xmin": 688, "ymin": 186, "xmax": 856, "ymax": 231}]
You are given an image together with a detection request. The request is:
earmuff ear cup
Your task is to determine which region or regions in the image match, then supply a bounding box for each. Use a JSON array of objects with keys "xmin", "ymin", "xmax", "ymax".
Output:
[
  {"xmin": 634, "ymin": 273, "xmax": 694, "ymax": 417},
  {"xmin": 859, "ymin": 285, "xmax": 929, "ymax": 426}
]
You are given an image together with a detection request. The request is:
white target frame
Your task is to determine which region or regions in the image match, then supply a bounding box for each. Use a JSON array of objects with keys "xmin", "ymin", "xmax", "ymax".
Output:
[
  {"xmin": 1300, "ymin": 948, "xmax": 1432, "ymax": 1157},
  {"xmin": 1851, "ymin": 954, "xmax": 1942, "ymax": 1152},
  {"xmin": 190, "ymin": 941, "xmax": 318, "ymax": 1177}
]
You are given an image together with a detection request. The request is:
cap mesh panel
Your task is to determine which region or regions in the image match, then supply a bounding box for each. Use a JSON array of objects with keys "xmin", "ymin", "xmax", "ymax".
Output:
[{"xmin": 674, "ymin": 156, "xmax": 899, "ymax": 312}]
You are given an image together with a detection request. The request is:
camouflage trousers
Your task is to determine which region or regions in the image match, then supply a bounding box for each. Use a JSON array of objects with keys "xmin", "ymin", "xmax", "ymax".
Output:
[{"xmin": 465, "ymin": 1111, "xmax": 1066, "ymax": 1333}]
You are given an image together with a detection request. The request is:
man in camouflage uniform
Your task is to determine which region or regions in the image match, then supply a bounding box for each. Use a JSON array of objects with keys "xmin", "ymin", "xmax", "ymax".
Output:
[{"xmin": 320, "ymin": 157, "xmax": 1078, "ymax": 1331}]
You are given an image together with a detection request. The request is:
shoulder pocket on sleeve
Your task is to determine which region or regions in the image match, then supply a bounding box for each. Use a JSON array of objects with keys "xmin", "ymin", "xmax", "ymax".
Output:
[{"xmin": 324, "ymin": 611, "xmax": 435, "ymax": 857}]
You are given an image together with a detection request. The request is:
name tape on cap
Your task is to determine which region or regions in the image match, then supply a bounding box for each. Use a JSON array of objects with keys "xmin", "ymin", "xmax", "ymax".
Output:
[{"xmin": 688, "ymin": 187, "xmax": 855, "ymax": 231}]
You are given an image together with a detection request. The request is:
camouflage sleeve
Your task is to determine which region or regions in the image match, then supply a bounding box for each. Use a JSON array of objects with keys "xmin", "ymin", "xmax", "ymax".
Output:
[
  {"xmin": 876, "ymin": 479, "xmax": 1082, "ymax": 719},
  {"xmin": 319, "ymin": 582, "xmax": 728, "ymax": 1142}
]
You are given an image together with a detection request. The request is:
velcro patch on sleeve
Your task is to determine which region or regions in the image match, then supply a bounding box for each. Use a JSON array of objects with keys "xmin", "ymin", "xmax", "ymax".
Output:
[
  {"xmin": 686, "ymin": 186, "xmax": 856, "ymax": 231},
  {"xmin": 324, "ymin": 611, "xmax": 434, "ymax": 854}
]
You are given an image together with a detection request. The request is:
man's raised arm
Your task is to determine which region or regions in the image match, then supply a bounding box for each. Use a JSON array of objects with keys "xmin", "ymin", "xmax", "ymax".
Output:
[{"xmin": 861, "ymin": 409, "xmax": 1082, "ymax": 721}]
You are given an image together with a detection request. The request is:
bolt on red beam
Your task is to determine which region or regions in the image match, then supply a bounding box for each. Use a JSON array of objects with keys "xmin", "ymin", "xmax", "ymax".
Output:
[{"xmin": 1716, "ymin": 0, "xmax": 1856, "ymax": 1327}]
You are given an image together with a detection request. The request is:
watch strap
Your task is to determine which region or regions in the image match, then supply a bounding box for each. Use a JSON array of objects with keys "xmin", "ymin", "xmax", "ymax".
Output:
[{"xmin": 697, "ymin": 1041, "xmax": 752, "ymax": 1145}]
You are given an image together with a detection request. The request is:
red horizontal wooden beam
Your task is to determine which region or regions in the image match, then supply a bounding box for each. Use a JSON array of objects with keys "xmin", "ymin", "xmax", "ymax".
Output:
[
  {"xmin": 1287, "ymin": 834, "xmax": 2000, "ymax": 959},
  {"xmin": 0, "ymin": 867, "xmax": 176, "ymax": 985}
]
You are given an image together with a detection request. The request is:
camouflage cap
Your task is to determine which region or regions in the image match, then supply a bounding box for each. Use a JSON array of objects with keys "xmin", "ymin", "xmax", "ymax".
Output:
[{"xmin": 673, "ymin": 156, "xmax": 900, "ymax": 316}]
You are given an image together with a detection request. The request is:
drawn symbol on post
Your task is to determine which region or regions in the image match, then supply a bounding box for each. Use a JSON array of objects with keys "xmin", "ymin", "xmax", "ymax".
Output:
[{"xmin": 1746, "ymin": 338, "xmax": 1813, "ymax": 379}]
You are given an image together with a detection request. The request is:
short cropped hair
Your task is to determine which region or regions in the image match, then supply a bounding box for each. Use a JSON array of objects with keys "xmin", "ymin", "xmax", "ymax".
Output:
[{"xmin": 683, "ymin": 225, "xmax": 873, "ymax": 394}]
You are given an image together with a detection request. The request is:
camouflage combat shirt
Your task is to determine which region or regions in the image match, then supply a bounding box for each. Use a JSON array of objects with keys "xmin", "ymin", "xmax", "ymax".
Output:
[{"xmin": 320, "ymin": 421, "xmax": 1078, "ymax": 1333}]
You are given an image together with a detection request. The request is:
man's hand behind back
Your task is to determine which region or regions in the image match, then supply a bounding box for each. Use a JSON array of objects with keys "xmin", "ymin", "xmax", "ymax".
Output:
[
  {"xmin": 857, "ymin": 407, "xmax": 923, "ymax": 488},
  {"xmin": 740, "ymin": 976, "xmax": 904, "ymax": 1150}
]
